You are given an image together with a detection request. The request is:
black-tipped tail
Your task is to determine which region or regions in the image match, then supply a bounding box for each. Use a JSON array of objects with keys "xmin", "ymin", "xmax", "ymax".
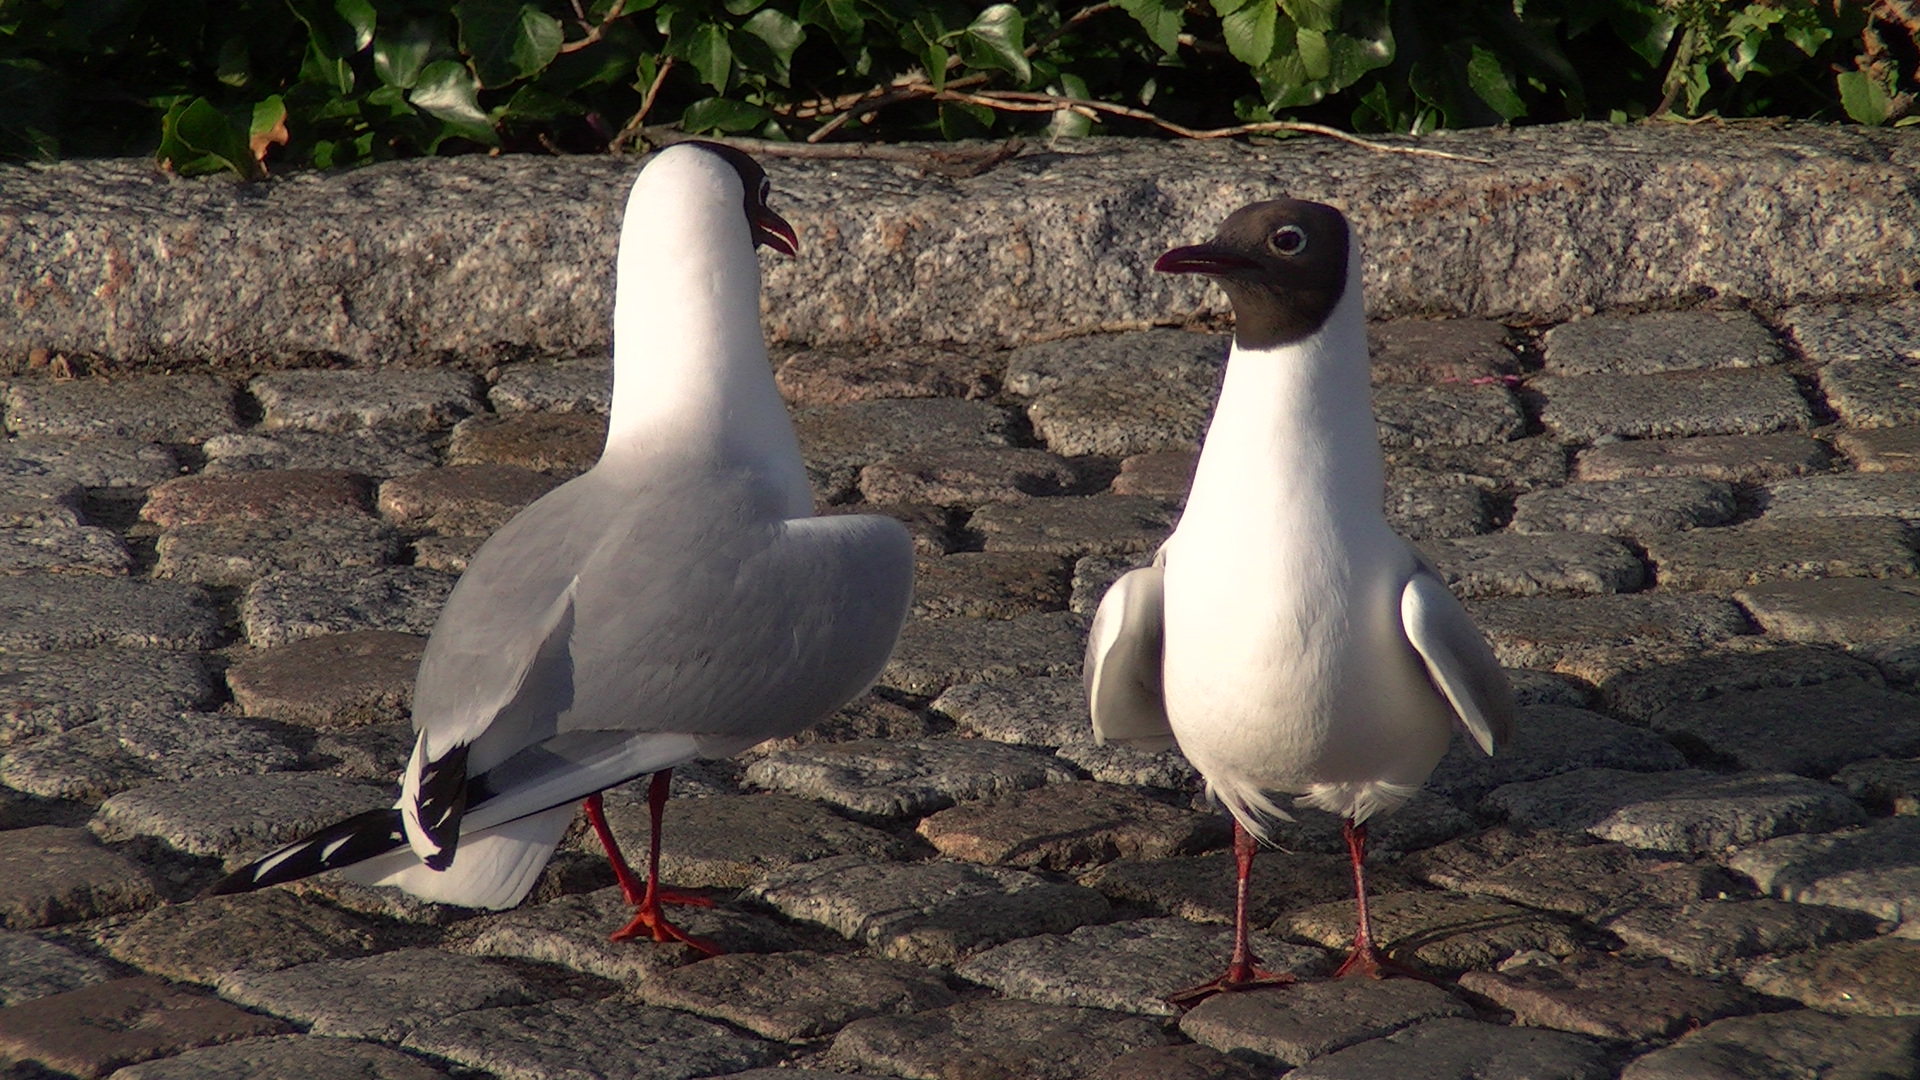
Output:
[{"xmin": 206, "ymin": 808, "xmax": 408, "ymax": 897}]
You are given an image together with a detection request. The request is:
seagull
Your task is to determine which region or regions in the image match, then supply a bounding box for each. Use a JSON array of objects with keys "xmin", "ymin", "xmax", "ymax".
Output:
[
  {"xmin": 212, "ymin": 142, "xmax": 915, "ymax": 952},
  {"xmin": 1085, "ymin": 198, "xmax": 1514, "ymax": 1002}
]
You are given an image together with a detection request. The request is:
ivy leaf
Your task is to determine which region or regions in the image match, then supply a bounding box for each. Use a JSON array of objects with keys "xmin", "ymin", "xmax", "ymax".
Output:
[
  {"xmin": 923, "ymin": 42, "xmax": 951, "ymax": 91},
  {"xmin": 456, "ymin": 0, "xmax": 565, "ymax": 88},
  {"xmin": 798, "ymin": 0, "xmax": 864, "ymax": 38},
  {"xmin": 1838, "ymin": 68, "xmax": 1897, "ymax": 126},
  {"xmin": 1215, "ymin": 0, "xmax": 1277, "ymax": 66},
  {"xmin": 740, "ymin": 8, "xmax": 806, "ymax": 84},
  {"xmin": 680, "ymin": 21, "xmax": 735, "ymax": 90},
  {"xmin": 960, "ymin": 5, "xmax": 1031, "ymax": 84},
  {"xmin": 411, "ymin": 59, "xmax": 498, "ymax": 143},
  {"xmin": 335, "ymin": 0, "xmax": 377, "ymax": 52},
  {"xmin": 1466, "ymin": 44, "xmax": 1525, "ymax": 120},
  {"xmin": 157, "ymin": 97, "xmax": 257, "ymax": 179},
  {"xmin": 1116, "ymin": 0, "xmax": 1185, "ymax": 56},
  {"xmin": 1048, "ymin": 72, "xmax": 1092, "ymax": 137},
  {"xmin": 1280, "ymin": 0, "xmax": 1338, "ymax": 33},
  {"xmin": 682, "ymin": 95, "xmax": 772, "ymax": 132},
  {"xmin": 1294, "ymin": 26, "xmax": 1329, "ymax": 80},
  {"xmin": 374, "ymin": 19, "xmax": 440, "ymax": 88},
  {"xmin": 501, "ymin": 84, "xmax": 583, "ymax": 121}
]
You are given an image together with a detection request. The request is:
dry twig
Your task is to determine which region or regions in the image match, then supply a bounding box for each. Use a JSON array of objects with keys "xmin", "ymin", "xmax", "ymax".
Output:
[{"xmin": 610, "ymin": 57, "xmax": 677, "ymax": 152}]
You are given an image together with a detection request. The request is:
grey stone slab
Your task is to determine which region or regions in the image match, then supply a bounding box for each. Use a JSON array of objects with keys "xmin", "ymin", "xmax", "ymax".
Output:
[
  {"xmin": 1055, "ymin": 739, "xmax": 1202, "ymax": 790},
  {"xmin": 748, "ymin": 854, "xmax": 1110, "ymax": 966},
  {"xmin": 917, "ymin": 782, "xmax": 1229, "ymax": 870},
  {"xmin": 0, "ymin": 975, "xmax": 293, "ymax": 1080},
  {"xmin": 1287, "ymin": 1016, "xmax": 1612, "ymax": 1080},
  {"xmin": 1180, "ymin": 978, "xmax": 1472, "ymax": 1066},
  {"xmin": 402, "ymin": 996, "xmax": 771, "ymax": 1080},
  {"xmin": 1028, "ymin": 376, "xmax": 1216, "ymax": 457},
  {"xmin": 560, "ymin": 791, "xmax": 908, "ymax": 889},
  {"xmin": 105, "ymin": 889, "xmax": 388, "ymax": 985},
  {"xmin": 251, "ymin": 369, "xmax": 485, "ymax": 433},
  {"xmin": 932, "ymin": 676, "xmax": 1089, "ymax": 747},
  {"xmin": 744, "ymin": 738, "xmax": 1075, "ymax": 820},
  {"xmin": 1542, "ymin": 309, "xmax": 1784, "ymax": 376},
  {"xmin": 1005, "ymin": 329, "xmax": 1227, "ymax": 399},
  {"xmin": 1599, "ymin": 643, "xmax": 1885, "ymax": 725},
  {"xmin": 776, "ymin": 343, "xmax": 999, "ymax": 406},
  {"xmin": 0, "ymin": 826, "xmax": 159, "ymax": 929},
  {"xmin": 1819, "ymin": 355, "xmax": 1920, "ymax": 431},
  {"xmin": 1761, "ymin": 471, "xmax": 1920, "ymax": 521},
  {"xmin": 1278, "ymin": 891, "xmax": 1585, "ymax": 977},
  {"xmin": 748, "ymin": 691, "xmax": 946, "ymax": 753},
  {"xmin": 1373, "ymin": 383, "xmax": 1526, "ymax": 448},
  {"xmin": 969, "ymin": 496, "xmax": 1177, "ymax": 558},
  {"xmin": 1837, "ymin": 756, "xmax": 1920, "ymax": 815},
  {"xmin": 1426, "ymin": 705, "xmax": 1686, "ymax": 805},
  {"xmin": 1456, "ymin": 952, "xmax": 1761, "ymax": 1043},
  {"xmin": 1604, "ymin": 898, "xmax": 1886, "ymax": 976},
  {"xmin": 1646, "ymin": 680, "xmax": 1920, "ymax": 776},
  {"xmin": 1858, "ymin": 636, "xmax": 1920, "ymax": 689},
  {"xmin": 1419, "ymin": 532, "xmax": 1645, "ymax": 598},
  {"xmin": 0, "ymin": 711, "xmax": 304, "ymax": 800},
  {"xmin": 1070, "ymin": 553, "xmax": 1152, "ymax": 616},
  {"xmin": 0, "ymin": 525, "xmax": 128, "ymax": 575},
  {"xmin": 1574, "ymin": 432, "xmax": 1831, "ymax": 483},
  {"xmin": 1618, "ymin": 1010, "xmax": 1920, "ymax": 1080},
  {"xmin": 308, "ymin": 722, "xmax": 415, "ymax": 781},
  {"xmin": 200, "ymin": 429, "xmax": 442, "ymax": 478},
  {"xmin": 1781, "ymin": 298, "xmax": 1920, "ymax": 365},
  {"xmin": 862, "ymin": 448, "xmax": 1082, "ymax": 506},
  {"xmin": 0, "ymin": 930, "xmax": 116, "ymax": 1007},
  {"xmin": 1108, "ymin": 450, "xmax": 1198, "ymax": 500},
  {"xmin": 1090, "ymin": 1044, "xmax": 1270, "ymax": 1080},
  {"xmin": 216, "ymin": 948, "xmax": 542, "ymax": 1042},
  {"xmin": 1484, "ymin": 768, "xmax": 1867, "ymax": 854},
  {"xmin": 1727, "ymin": 817, "xmax": 1920, "ymax": 931},
  {"xmin": 1742, "ymin": 936, "xmax": 1920, "ymax": 1016},
  {"xmin": 794, "ymin": 398, "xmax": 1016, "ymax": 473},
  {"xmin": 106, "ymin": 1035, "xmax": 452, "ymax": 1080},
  {"xmin": 1736, "ymin": 578, "xmax": 1920, "ymax": 645},
  {"xmin": 1837, "ymin": 425, "xmax": 1920, "ymax": 473},
  {"xmin": 1385, "ymin": 480, "xmax": 1492, "ymax": 541},
  {"xmin": 140, "ymin": 469, "xmax": 375, "ymax": 529},
  {"xmin": 911, "ymin": 550, "xmax": 1072, "ymax": 620},
  {"xmin": 1507, "ymin": 668, "xmax": 1594, "ymax": 708},
  {"xmin": 1533, "ymin": 368, "xmax": 1813, "ymax": 441},
  {"xmin": 1510, "ymin": 477, "xmax": 1736, "ymax": 539},
  {"xmin": 1646, "ymin": 518, "xmax": 1919, "ymax": 592},
  {"xmin": 1438, "ymin": 840, "xmax": 1743, "ymax": 920},
  {"xmin": 154, "ymin": 516, "xmax": 402, "ymax": 587},
  {"xmin": 376, "ymin": 464, "xmax": 560, "ymax": 535},
  {"xmin": 446, "ymin": 412, "xmax": 605, "ymax": 478},
  {"xmin": 0, "ymin": 474, "xmax": 86, "ymax": 526},
  {"xmin": 3, "ymin": 375, "xmax": 238, "ymax": 442},
  {"xmin": 1384, "ymin": 437, "xmax": 1570, "ymax": 495},
  {"xmin": 225, "ymin": 630, "xmax": 425, "ymax": 728},
  {"xmin": 958, "ymin": 917, "xmax": 1327, "ymax": 1017},
  {"xmin": 240, "ymin": 565, "xmax": 456, "ymax": 648},
  {"xmin": 1367, "ymin": 318, "xmax": 1520, "ymax": 386},
  {"xmin": 1261, "ymin": 790, "xmax": 1478, "ymax": 857},
  {"xmin": 1078, "ymin": 849, "xmax": 1410, "ymax": 929},
  {"xmin": 880, "ymin": 611, "xmax": 1087, "ymax": 696},
  {"xmin": 0, "ymin": 576, "xmax": 223, "ymax": 651},
  {"xmin": 0, "ymin": 649, "xmax": 212, "ymax": 747},
  {"xmin": 488, "ymin": 357, "xmax": 612, "ymax": 415},
  {"xmin": 1467, "ymin": 593, "xmax": 1752, "ymax": 670},
  {"xmin": 90, "ymin": 773, "xmax": 390, "ymax": 865},
  {"xmin": 0, "ymin": 437, "xmax": 180, "ymax": 489},
  {"xmin": 411, "ymin": 534, "xmax": 482, "ymax": 573},
  {"xmin": 826, "ymin": 998, "xmax": 1165, "ymax": 1080},
  {"xmin": 638, "ymin": 950, "xmax": 957, "ymax": 1041}
]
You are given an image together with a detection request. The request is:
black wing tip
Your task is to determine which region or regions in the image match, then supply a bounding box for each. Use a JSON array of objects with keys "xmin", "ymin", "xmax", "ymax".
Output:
[{"xmin": 203, "ymin": 808, "xmax": 407, "ymax": 899}]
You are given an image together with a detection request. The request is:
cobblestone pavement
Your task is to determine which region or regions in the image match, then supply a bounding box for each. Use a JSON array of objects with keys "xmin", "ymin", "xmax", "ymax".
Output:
[{"xmin": 3, "ymin": 296, "xmax": 1920, "ymax": 1079}]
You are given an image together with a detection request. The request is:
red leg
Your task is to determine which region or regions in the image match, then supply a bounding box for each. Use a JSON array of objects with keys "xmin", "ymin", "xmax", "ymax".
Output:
[
  {"xmin": 1331, "ymin": 818, "xmax": 1423, "ymax": 979},
  {"xmin": 581, "ymin": 792, "xmax": 647, "ymax": 905},
  {"xmin": 1168, "ymin": 820, "xmax": 1295, "ymax": 1008},
  {"xmin": 584, "ymin": 772, "xmax": 721, "ymax": 956}
]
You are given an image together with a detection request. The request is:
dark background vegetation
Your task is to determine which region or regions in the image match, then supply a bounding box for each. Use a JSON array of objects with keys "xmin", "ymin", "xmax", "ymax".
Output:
[{"xmin": 0, "ymin": 0, "xmax": 1913, "ymax": 177}]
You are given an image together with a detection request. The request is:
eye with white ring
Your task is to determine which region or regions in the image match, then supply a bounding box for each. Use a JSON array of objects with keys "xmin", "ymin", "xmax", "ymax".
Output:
[
  {"xmin": 1269, "ymin": 224, "xmax": 1308, "ymax": 256},
  {"xmin": 758, "ymin": 177, "xmax": 772, "ymax": 204}
]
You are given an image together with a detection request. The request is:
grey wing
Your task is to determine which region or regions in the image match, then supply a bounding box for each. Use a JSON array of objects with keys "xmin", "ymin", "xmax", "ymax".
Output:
[
  {"xmin": 1085, "ymin": 562, "xmax": 1175, "ymax": 751},
  {"xmin": 1400, "ymin": 564, "xmax": 1515, "ymax": 757}
]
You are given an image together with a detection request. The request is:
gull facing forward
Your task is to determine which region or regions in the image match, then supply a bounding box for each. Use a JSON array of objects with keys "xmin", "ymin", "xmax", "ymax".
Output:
[
  {"xmin": 1086, "ymin": 198, "xmax": 1514, "ymax": 1001},
  {"xmin": 213, "ymin": 143, "xmax": 914, "ymax": 951}
]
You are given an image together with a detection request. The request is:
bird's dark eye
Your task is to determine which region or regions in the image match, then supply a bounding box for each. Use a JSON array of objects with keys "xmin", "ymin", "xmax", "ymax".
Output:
[
  {"xmin": 757, "ymin": 177, "xmax": 772, "ymax": 204},
  {"xmin": 1269, "ymin": 225, "xmax": 1308, "ymax": 256}
]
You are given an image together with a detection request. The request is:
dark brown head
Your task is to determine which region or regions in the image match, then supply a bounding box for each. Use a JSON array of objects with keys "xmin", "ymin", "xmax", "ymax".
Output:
[
  {"xmin": 1155, "ymin": 199, "xmax": 1351, "ymax": 349},
  {"xmin": 679, "ymin": 140, "xmax": 799, "ymax": 256}
]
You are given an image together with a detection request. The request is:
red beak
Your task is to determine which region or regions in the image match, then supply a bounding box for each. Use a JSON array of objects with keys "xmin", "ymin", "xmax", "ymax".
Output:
[
  {"xmin": 753, "ymin": 209, "xmax": 799, "ymax": 257},
  {"xmin": 1154, "ymin": 243, "xmax": 1258, "ymax": 275}
]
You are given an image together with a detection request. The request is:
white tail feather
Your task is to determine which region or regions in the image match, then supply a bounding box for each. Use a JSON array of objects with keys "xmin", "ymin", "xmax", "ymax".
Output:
[{"xmin": 343, "ymin": 803, "xmax": 575, "ymax": 910}]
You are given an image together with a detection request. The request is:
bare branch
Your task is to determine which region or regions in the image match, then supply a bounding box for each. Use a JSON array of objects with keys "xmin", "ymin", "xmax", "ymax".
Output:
[
  {"xmin": 610, "ymin": 56, "xmax": 676, "ymax": 153},
  {"xmin": 559, "ymin": 0, "xmax": 629, "ymax": 55}
]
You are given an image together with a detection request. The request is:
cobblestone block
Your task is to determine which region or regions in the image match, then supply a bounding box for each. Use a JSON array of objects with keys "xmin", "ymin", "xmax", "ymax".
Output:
[
  {"xmin": 1484, "ymin": 768, "xmax": 1866, "ymax": 854},
  {"xmin": 824, "ymin": 501, "xmax": 955, "ymax": 554},
  {"xmin": 1029, "ymin": 379, "xmax": 1215, "ymax": 457},
  {"xmin": 1507, "ymin": 668, "xmax": 1593, "ymax": 708},
  {"xmin": 199, "ymin": 429, "xmax": 441, "ymax": 478},
  {"xmin": 140, "ymin": 470, "xmax": 373, "ymax": 528},
  {"xmin": 1385, "ymin": 437, "xmax": 1569, "ymax": 494},
  {"xmin": 637, "ymin": 950, "xmax": 956, "ymax": 1040},
  {"xmin": 749, "ymin": 691, "xmax": 945, "ymax": 753},
  {"xmin": 1818, "ymin": 356, "xmax": 1920, "ymax": 430},
  {"xmin": 826, "ymin": 998, "xmax": 1166, "ymax": 1080},
  {"xmin": 1426, "ymin": 705, "xmax": 1686, "ymax": 806},
  {"xmin": 1386, "ymin": 480, "xmax": 1491, "ymax": 540},
  {"xmin": 1070, "ymin": 553, "xmax": 1150, "ymax": 615},
  {"xmin": 1533, "ymin": 368, "xmax": 1812, "ymax": 441},
  {"xmin": 1420, "ymin": 532, "xmax": 1645, "ymax": 598},
  {"xmin": 308, "ymin": 722, "xmax": 414, "ymax": 781},
  {"xmin": 562, "ymin": 792, "xmax": 907, "ymax": 888},
  {"xmin": 0, "ymin": 474, "xmax": 86, "ymax": 526},
  {"xmin": 240, "ymin": 566, "xmax": 456, "ymax": 648},
  {"xmin": 1574, "ymin": 432, "xmax": 1830, "ymax": 483},
  {"xmin": 1055, "ymin": 739, "xmax": 1201, "ymax": 790},
  {"xmin": 1434, "ymin": 840, "xmax": 1741, "ymax": 919},
  {"xmin": 1468, "ymin": 593, "xmax": 1751, "ymax": 670},
  {"xmin": 106, "ymin": 1035, "xmax": 451, "ymax": 1080},
  {"xmin": 1090, "ymin": 1044, "xmax": 1269, "ymax": 1080},
  {"xmin": 1742, "ymin": 937, "xmax": 1920, "ymax": 1016},
  {"xmin": 1604, "ymin": 898, "xmax": 1884, "ymax": 976},
  {"xmin": 912, "ymin": 551, "xmax": 1072, "ymax": 620},
  {"xmin": 1761, "ymin": 471, "xmax": 1920, "ymax": 523},
  {"xmin": 1619, "ymin": 1010, "xmax": 1920, "ymax": 1080},
  {"xmin": 90, "ymin": 773, "xmax": 390, "ymax": 865},
  {"xmin": 1510, "ymin": 477, "xmax": 1736, "ymax": 539},
  {"xmin": 0, "ymin": 525, "xmax": 128, "ymax": 576},
  {"xmin": 225, "ymin": 630, "xmax": 424, "ymax": 727},
  {"xmin": 1373, "ymin": 383, "xmax": 1526, "ymax": 447},
  {"xmin": 1262, "ymin": 791, "xmax": 1476, "ymax": 857},
  {"xmin": 446, "ymin": 411, "xmax": 606, "ymax": 477},
  {"xmin": 0, "ymin": 976, "xmax": 290, "ymax": 1079},
  {"xmin": 969, "ymin": 496, "xmax": 1177, "ymax": 558},
  {"xmin": 0, "ymin": 437, "xmax": 180, "ymax": 489},
  {"xmin": 1079, "ymin": 849, "xmax": 1411, "ymax": 927},
  {"xmin": 1780, "ymin": 298, "xmax": 1920, "ymax": 365},
  {"xmin": 0, "ymin": 826, "xmax": 158, "ymax": 929},
  {"xmin": 488, "ymin": 357, "xmax": 611, "ymax": 414},
  {"xmin": 1646, "ymin": 680, "xmax": 1920, "ymax": 776},
  {"xmin": 795, "ymin": 398, "xmax": 1016, "ymax": 472},
  {"xmin": 1727, "ymin": 817, "xmax": 1920, "ymax": 931},
  {"xmin": 0, "ymin": 711, "xmax": 303, "ymax": 801},
  {"xmin": 3, "ymin": 375, "xmax": 238, "ymax": 442},
  {"xmin": 1108, "ymin": 450, "xmax": 1197, "ymax": 499},
  {"xmin": 0, "ymin": 576, "xmax": 222, "ymax": 652},
  {"xmin": 1836, "ymin": 757, "xmax": 1920, "ymax": 815},
  {"xmin": 1735, "ymin": 578, "xmax": 1920, "ymax": 645},
  {"xmin": 376, "ymin": 464, "xmax": 560, "ymax": 535},
  {"xmin": 1457, "ymin": 952, "xmax": 1760, "ymax": 1042},
  {"xmin": 775, "ymin": 344, "xmax": 998, "ymax": 405},
  {"xmin": 862, "ymin": 448, "xmax": 1082, "ymax": 506},
  {"xmin": 1367, "ymin": 317, "xmax": 1519, "ymax": 385},
  {"xmin": 931, "ymin": 675, "xmax": 1087, "ymax": 747},
  {"xmin": 744, "ymin": 738, "xmax": 1075, "ymax": 820},
  {"xmin": 1646, "ymin": 518, "xmax": 1918, "ymax": 592},
  {"xmin": 1180, "ymin": 978, "xmax": 1471, "ymax": 1066},
  {"xmin": 917, "ymin": 782, "xmax": 1229, "ymax": 870},
  {"xmin": 1278, "ymin": 891, "xmax": 1584, "ymax": 977},
  {"xmin": 1541, "ymin": 309, "xmax": 1783, "ymax": 376},
  {"xmin": 880, "ymin": 611, "xmax": 1087, "ymax": 695},
  {"xmin": 154, "ymin": 517, "xmax": 402, "ymax": 587},
  {"xmin": 251, "ymin": 370, "xmax": 484, "ymax": 433},
  {"xmin": 402, "ymin": 996, "xmax": 772, "ymax": 1080},
  {"xmin": 959, "ymin": 917, "xmax": 1325, "ymax": 1017},
  {"xmin": 216, "ymin": 948, "xmax": 541, "ymax": 1042},
  {"xmin": 1599, "ymin": 643, "xmax": 1883, "ymax": 724},
  {"xmin": 1856, "ymin": 636, "xmax": 1920, "ymax": 688},
  {"xmin": 411, "ymin": 534, "xmax": 481, "ymax": 572},
  {"xmin": 1835, "ymin": 425, "xmax": 1920, "ymax": 472},
  {"xmin": 0, "ymin": 932, "xmax": 115, "ymax": 1007},
  {"xmin": 748, "ymin": 854, "xmax": 1109, "ymax": 965},
  {"xmin": 105, "ymin": 890, "xmax": 386, "ymax": 985},
  {"xmin": 1004, "ymin": 329, "xmax": 1226, "ymax": 399},
  {"xmin": 1286, "ymin": 1016, "xmax": 1612, "ymax": 1080}
]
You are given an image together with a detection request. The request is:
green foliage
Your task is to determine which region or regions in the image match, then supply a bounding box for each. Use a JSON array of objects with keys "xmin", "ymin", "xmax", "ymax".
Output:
[{"xmin": 0, "ymin": 0, "xmax": 1910, "ymax": 174}]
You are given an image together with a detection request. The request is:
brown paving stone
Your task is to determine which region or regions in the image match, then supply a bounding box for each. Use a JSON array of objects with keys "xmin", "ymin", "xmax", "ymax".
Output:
[
  {"xmin": 139, "ymin": 470, "xmax": 373, "ymax": 529},
  {"xmin": 1761, "ymin": 472, "xmax": 1920, "ymax": 521},
  {"xmin": 410, "ymin": 534, "xmax": 483, "ymax": 572},
  {"xmin": 747, "ymin": 692, "xmax": 945, "ymax": 752},
  {"xmin": 826, "ymin": 998, "xmax": 1166, "ymax": 1080},
  {"xmin": 1741, "ymin": 936, "xmax": 1920, "ymax": 1015},
  {"xmin": 1727, "ymin": 817, "xmax": 1920, "ymax": 930},
  {"xmin": 1458, "ymin": 953, "xmax": 1761, "ymax": 1041},
  {"xmin": 1619, "ymin": 1009, "xmax": 1920, "ymax": 1080},
  {"xmin": 1467, "ymin": 593, "xmax": 1753, "ymax": 671},
  {"xmin": 861, "ymin": 448, "xmax": 1082, "ymax": 505},
  {"xmin": 637, "ymin": 950, "xmax": 957, "ymax": 1040},
  {"xmin": 0, "ymin": 976, "xmax": 290, "ymax": 1079},
  {"xmin": 1400, "ymin": 826, "xmax": 1603, "ymax": 888},
  {"xmin": 1836, "ymin": 757, "xmax": 1920, "ymax": 815},
  {"xmin": 1180, "ymin": 977, "xmax": 1472, "ymax": 1067},
  {"xmin": 1090, "ymin": 1043, "xmax": 1268, "ymax": 1080},
  {"xmin": 445, "ymin": 411, "xmax": 606, "ymax": 477},
  {"xmin": 0, "ymin": 826, "xmax": 159, "ymax": 929},
  {"xmin": 1835, "ymin": 425, "xmax": 1920, "ymax": 472},
  {"xmin": 1645, "ymin": 680, "xmax": 1920, "ymax": 777},
  {"xmin": 376, "ymin": 464, "xmax": 559, "ymax": 535},
  {"xmin": 225, "ymin": 630, "xmax": 425, "ymax": 727},
  {"xmin": 969, "ymin": 495, "xmax": 1176, "ymax": 558},
  {"xmin": 1109, "ymin": 450, "xmax": 1197, "ymax": 499},
  {"xmin": 1574, "ymin": 433, "xmax": 1832, "ymax": 483},
  {"xmin": 1604, "ymin": 898, "xmax": 1886, "ymax": 976},
  {"xmin": 1645, "ymin": 518, "xmax": 1919, "ymax": 592},
  {"xmin": 105, "ymin": 890, "xmax": 387, "ymax": 985},
  {"xmin": 822, "ymin": 501, "xmax": 954, "ymax": 554},
  {"xmin": 917, "ymin": 781, "xmax": 1230, "ymax": 870},
  {"xmin": 1385, "ymin": 438, "xmax": 1570, "ymax": 495},
  {"xmin": 775, "ymin": 345, "xmax": 998, "ymax": 405},
  {"xmin": 1448, "ymin": 842, "xmax": 1744, "ymax": 919},
  {"xmin": 1736, "ymin": 578, "xmax": 1920, "ymax": 645},
  {"xmin": 1276, "ymin": 891, "xmax": 1585, "ymax": 977},
  {"xmin": 567, "ymin": 791, "xmax": 909, "ymax": 889},
  {"xmin": 1368, "ymin": 317, "xmax": 1520, "ymax": 385},
  {"xmin": 104, "ymin": 1034, "xmax": 452, "ymax": 1080},
  {"xmin": 1079, "ymin": 849, "xmax": 1410, "ymax": 927},
  {"xmin": 1596, "ymin": 641, "xmax": 1883, "ymax": 724},
  {"xmin": 912, "ymin": 551, "xmax": 1071, "ymax": 620}
]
